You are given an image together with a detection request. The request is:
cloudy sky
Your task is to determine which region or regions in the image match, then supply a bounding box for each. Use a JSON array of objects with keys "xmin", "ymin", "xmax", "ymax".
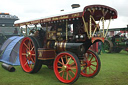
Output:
[{"xmin": 0, "ymin": 0, "xmax": 128, "ymax": 28}]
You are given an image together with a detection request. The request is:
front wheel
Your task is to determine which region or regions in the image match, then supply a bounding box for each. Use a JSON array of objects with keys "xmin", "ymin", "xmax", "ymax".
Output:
[
  {"xmin": 80, "ymin": 50, "xmax": 101, "ymax": 77},
  {"xmin": 53, "ymin": 51, "xmax": 81, "ymax": 84}
]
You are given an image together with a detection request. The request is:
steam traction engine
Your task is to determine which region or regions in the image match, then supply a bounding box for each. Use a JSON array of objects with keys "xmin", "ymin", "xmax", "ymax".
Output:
[
  {"xmin": 15, "ymin": 5, "xmax": 117, "ymax": 84},
  {"xmin": 103, "ymin": 32, "xmax": 128, "ymax": 53}
]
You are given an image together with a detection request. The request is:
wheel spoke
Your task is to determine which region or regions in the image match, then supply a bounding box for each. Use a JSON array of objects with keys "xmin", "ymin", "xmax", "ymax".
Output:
[
  {"xmin": 66, "ymin": 71, "xmax": 69, "ymax": 80},
  {"xmin": 68, "ymin": 71, "xmax": 73, "ymax": 79},
  {"xmin": 91, "ymin": 64, "xmax": 97, "ymax": 67},
  {"xmin": 30, "ymin": 62, "xmax": 33, "ymax": 69},
  {"xmin": 65, "ymin": 55, "xmax": 68, "ymax": 63},
  {"xmin": 89, "ymin": 56, "xmax": 93, "ymax": 62},
  {"xmin": 89, "ymin": 66, "xmax": 95, "ymax": 72},
  {"xmin": 82, "ymin": 67, "xmax": 87, "ymax": 74},
  {"xmin": 31, "ymin": 54, "xmax": 36, "ymax": 56},
  {"xmin": 23, "ymin": 43, "xmax": 29, "ymax": 50},
  {"xmin": 91, "ymin": 60, "xmax": 96, "ymax": 63},
  {"xmin": 28, "ymin": 40, "xmax": 31, "ymax": 50},
  {"xmin": 85, "ymin": 67, "xmax": 87, "ymax": 73},
  {"xmin": 34, "ymin": 57, "xmax": 36, "ymax": 62},
  {"xmin": 59, "ymin": 70, "xmax": 63, "ymax": 74},
  {"xmin": 22, "ymin": 53, "xmax": 27, "ymax": 56},
  {"xmin": 66, "ymin": 57, "xmax": 71, "ymax": 65},
  {"xmin": 29, "ymin": 40, "xmax": 32, "ymax": 50},
  {"xmin": 70, "ymin": 62, "xmax": 75, "ymax": 66},
  {"xmin": 61, "ymin": 57, "xmax": 64, "ymax": 65},
  {"xmin": 70, "ymin": 69, "xmax": 76, "ymax": 75},
  {"xmin": 81, "ymin": 67, "xmax": 87, "ymax": 72},
  {"xmin": 89, "ymin": 66, "xmax": 91, "ymax": 74},
  {"xmin": 26, "ymin": 56, "xmax": 29, "ymax": 60},
  {"xmin": 30, "ymin": 57, "xmax": 35, "ymax": 63},
  {"xmin": 58, "ymin": 66, "xmax": 62, "ymax": 68},
  {"xmin": 26, "ymin": 48, "xmax": 29, "ymax": 53},
  {"xmin": 58, "ymin": 61, "xmax": 63, "ymax": 65},
  {"xmin": 31, "ymin": 46, "xmax": 34, "ymax": 51},
  {"xmin": 24, "ymin": 61, "xmax": 28, "ymax": 66},
  {"xmin": 81, "ymin": 63, "xmax": 86, "ymax": 67},
  {"xmin": 68, "ymin": 66, "xmax": 76, "ymax": 70},
  {"xmin": 62, "ymin": 71, "xmax": 65, "ymax": 78}
]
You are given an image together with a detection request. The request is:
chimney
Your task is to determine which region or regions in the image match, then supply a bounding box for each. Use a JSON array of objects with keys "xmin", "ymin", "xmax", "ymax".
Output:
[
  {"xmin": 60, "ymin": 9, "xmax": 64, "ymax": 11},
  {"xmin": 71, "ymin": 4, "xmax": 80, "ymax": 9}
]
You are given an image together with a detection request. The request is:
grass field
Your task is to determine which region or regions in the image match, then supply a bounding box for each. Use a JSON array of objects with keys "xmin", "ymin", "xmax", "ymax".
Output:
[{"xmin": 0, "ymin": 51, "xmax": 128, "ymax": 85}]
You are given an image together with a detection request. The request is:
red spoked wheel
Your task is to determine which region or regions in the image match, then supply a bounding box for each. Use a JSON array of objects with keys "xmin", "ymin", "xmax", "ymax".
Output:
[
  {"xmin": 54, "ymin": 51, "xmax": 81, "ymax": 84},
  {"xmin": 19, "ymin": 36, "xmax": 42, "ymax": 73},
  {"xmin": 80, "ymin": 50, "xmax": 101, "ymax": 77}
]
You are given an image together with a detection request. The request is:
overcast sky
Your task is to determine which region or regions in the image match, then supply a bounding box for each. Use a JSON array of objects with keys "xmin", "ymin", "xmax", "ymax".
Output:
[{"xmin": 0, "ymin": 0, "xmax": 128, "ymax": 28}]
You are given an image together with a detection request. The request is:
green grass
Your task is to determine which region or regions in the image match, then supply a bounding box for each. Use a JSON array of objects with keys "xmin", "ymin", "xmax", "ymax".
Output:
[{"xmin": 0, "ymin": 51, "xmax": 128, "ymax": 85}]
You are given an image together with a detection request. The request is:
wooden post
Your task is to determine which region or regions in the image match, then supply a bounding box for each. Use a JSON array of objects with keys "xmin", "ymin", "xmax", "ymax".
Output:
[
  {"xmin": 35, "ymin": 24, "xmax": 37, "ymax": 30},
  {"xmin": 82, "ymin": 16, "xmax": 89, "ymax": 38},
  {"xmin": 102, "ymin": 17, "xmax": 104, "ymax": 37},
  {"xmin": 90, "ymin": 15, "xmax": 92, "ymax": 38},
  {"xmin": 66, "ymin": 21, "xmax": 68, "ymax": 41},
  {"xmin": 25, "ymin": 25, "xmax": 27, "ymax": 36}
]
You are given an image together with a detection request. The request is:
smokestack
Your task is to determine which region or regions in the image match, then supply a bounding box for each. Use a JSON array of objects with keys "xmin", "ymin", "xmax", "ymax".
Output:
[
  {"xmin": 60, "ymin": 9, "xmax": 64, "ymax": 11},
  {"xmin": 71, "ymin": 4, "xmax": 80, "ymax": 9}
]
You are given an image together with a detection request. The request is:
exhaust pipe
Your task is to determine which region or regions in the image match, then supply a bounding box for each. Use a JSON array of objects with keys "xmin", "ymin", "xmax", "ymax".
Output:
[{"xmin": 1, "ymin": 63, "xmax": 15, "ymax": 72}]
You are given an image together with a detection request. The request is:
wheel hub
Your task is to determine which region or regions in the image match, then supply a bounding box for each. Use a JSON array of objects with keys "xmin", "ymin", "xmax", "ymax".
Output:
[
  {"xmin": 26, "ymin": 51, "xmax": 31, "ymax": 57},
  {"xmin": 62, "ymin": 65, "xmax": 67, "ymax": 71},
  {"xmin": 86, "ymin": 60, "xmax": 91, "ymax": 67},
  {"xmin": 28, "ymin": 52, "xmax": 31, "ymax": 56}
]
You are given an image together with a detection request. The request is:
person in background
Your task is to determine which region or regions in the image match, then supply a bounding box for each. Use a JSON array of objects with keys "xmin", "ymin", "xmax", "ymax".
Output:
[
  {"xmin": 97, "ymin": 32, "xmax": 102, "ymax": 55},
  {"xmin": 98, "ymin": 41, "xmax": 102, "ymax": 55}
]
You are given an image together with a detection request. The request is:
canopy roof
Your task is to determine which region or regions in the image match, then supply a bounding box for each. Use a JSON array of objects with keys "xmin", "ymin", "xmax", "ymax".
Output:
[{"xmin": 15, "ymin": 4, "xmax": 117, "ymax": 27}]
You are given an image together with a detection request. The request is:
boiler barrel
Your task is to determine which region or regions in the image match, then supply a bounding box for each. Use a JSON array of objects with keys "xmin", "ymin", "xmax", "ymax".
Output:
[
  {"xmin": 47, "ymin": 41, "xmax": 85, "ymax": 55},
  {"xmin": 55, "ymin": 41, "xmax": 85, "ymax": 55},
  {"xmin": 66, "ymin": 43, "xmax": 85, "ymax": 54}
]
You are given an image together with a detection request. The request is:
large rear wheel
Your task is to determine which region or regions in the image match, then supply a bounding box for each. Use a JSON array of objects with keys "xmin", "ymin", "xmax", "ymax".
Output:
[
  {"xmin": 54, "ymin": 51, "xmax": 81, "ymax": 84},
  {"xmin": 80, "ymin": 50, "xmax": 101, "ymax": 77},
  {"xmin": 19, "ymin": 36, "xmax": 42, "ymax": 73}
]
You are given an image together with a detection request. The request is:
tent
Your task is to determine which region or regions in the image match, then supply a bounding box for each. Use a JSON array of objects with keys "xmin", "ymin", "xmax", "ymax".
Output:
[{"xmin": 0, "ymin": 36, "xmax": 24, "ymax": 65}]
